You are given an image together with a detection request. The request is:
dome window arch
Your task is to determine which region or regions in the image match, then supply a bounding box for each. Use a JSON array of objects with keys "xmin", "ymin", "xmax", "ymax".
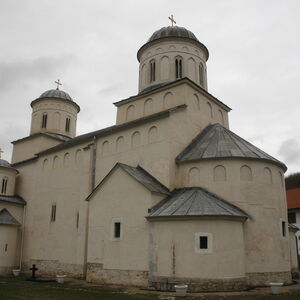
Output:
[
  {"xmin": 199, "ymin": 62, "xmax": 204, "ymax": 87},
  {"xmin": 41, "ymin": 113, "xmax": 48, "ymax": 128},
  {"xmin": 175, "ymin": 56, "xmax": 183, "ymax": 79},
  {"xmin": 65, "ymin": 116, "xmax": 71, "ymax": 132},
  {"xmin": 149, "ymin": 59, "xmax": 156, "ymax": 83},
  {"xmin": 1, "ymin": 177, "xmax": 8, "ymax": 194}
]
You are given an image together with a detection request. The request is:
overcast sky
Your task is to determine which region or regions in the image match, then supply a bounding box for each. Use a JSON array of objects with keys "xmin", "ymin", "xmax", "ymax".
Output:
[{"xmin": 0, "ymin": 0, "xmax": 299, "ymax": 174}]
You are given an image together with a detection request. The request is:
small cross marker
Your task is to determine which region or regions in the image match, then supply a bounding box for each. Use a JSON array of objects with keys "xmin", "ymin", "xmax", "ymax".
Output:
[
  {"xmin": 55, "ymin": 79, "xmax": 62, "ymax": 90},
  {"xmin": 168, "ymin": 15, "xmax": 176, "ymax": 26},
  {"xmin": 30, "ymin": 264, "xmax": 38, "ymax": 280},
  {"xmin": 0, "ymin": 148, "xmax": 3, "ymax": 159}
]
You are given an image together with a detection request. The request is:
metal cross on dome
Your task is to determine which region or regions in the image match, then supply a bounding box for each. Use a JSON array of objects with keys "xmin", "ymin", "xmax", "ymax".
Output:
[
  {"xmin": 55, "ymin": 79, "xmax": 62, "ymax": 90},
  {"xmin": 0, "ymin": 148, "xmax": 3, "ymax": 159},
  {"xmin": 168, "ymin": 15, "xmax": 176, "ymax": 26}
]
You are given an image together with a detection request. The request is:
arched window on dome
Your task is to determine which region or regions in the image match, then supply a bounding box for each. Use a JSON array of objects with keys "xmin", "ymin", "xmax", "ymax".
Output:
[
  {"xmin": 65, "ymin": 117, "xmax": 71, "ymax": 132},
  {"xmin": 1, "ymin": 177, "xmax": 8, "ymax": 194},
  {"xmin": 41, "ymin": 113, "xmax": 48, "ymax": 128},
  {"xmin": 199, "ymin": 63, "xmax": 204, "ymax": 87},
  {"xmin": 175, "ymin": 57, "xmax": 183, "ymax": 79},
  {"xmin": 150, "ymin": 59, "xmax": 156, "ymax": 83}
]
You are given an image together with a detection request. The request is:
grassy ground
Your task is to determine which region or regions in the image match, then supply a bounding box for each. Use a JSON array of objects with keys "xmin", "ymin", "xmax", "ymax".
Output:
[{"xmin": 1, "ymin": 276, "xmax": 300, "ymax": 299}]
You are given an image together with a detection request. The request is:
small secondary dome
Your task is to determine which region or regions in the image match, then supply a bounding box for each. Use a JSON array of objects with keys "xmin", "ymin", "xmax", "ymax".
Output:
[
  {"xmin": 0, "ymin": 159, "xmax": 12, "ymax": 169},
  {"xmin": 148, "ymin": 26, "xmax": 199, "ymax": 43},
  {"xmin": 36, "ymin": 89, "xmax": 73, "ymax": 101}
]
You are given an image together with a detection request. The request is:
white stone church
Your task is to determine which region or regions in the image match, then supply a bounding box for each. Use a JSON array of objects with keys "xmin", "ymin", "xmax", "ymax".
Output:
[{"xmin": 0, "ymin": 24, "xmax": 298, "ymax": 291}]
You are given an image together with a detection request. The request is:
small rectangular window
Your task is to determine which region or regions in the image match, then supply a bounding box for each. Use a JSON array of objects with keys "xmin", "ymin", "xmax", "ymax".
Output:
[
  {"xmin": 282, "ymin": 220, "xmax": 286, "ymax": 237},
  {"xmin": 199, "ymin": 236, "xmax": 208, "ymax": 249},
  {"xmin": 5, "ymin": 244, "xmax": 8, "ymax": 252},
  {"xmin": 51, "ymin": 204, "xmax": 56, "ymax": 222},
  {"xmin": 114, "ymin": 222, "xmax": 121, "ymax": 238},
  {"xmin": 288, "ymin": 212, "xmax": 296, "ymax": 224}
]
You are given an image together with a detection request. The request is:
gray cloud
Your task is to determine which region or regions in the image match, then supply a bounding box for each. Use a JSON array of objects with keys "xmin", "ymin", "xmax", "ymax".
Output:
[{"xmin": 279, "ymin": 139, "xmax": 300, "ymax": 165}]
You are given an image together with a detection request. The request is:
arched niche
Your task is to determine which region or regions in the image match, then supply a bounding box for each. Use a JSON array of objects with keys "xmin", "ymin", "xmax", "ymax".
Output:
[
  {"xmin": 126, "ymin": 105, "xmax": 135, "ymax": 121},
  {"xmin": 54, "ymin": 112, "xmax": 61, "ymax": 130},
  {"xmin": 240, "ymin": 165, "xmax": 253, "ymax": 181},
  {"xmin": 193, "ymin": 94, "xmax": 200, "ymax": 110},
  {"xmin": 53, "ymin": 156, "xmax": 59, "ymax": 169},
  {"xmin": 214, "ymin": 165, "xmax": 226, "ymax": 182},
  {"xmin": 218, "ymin": 110, "xmax": 224, "ymax": 125},
  {"xmin": 116, "ymin": 136, "xmax": 125, "ymax": 152},
  {"xmin": 75, "ymin": 149, "xmax": 82, "ymax": 164},
  {"xmin": 148, "ymin": 126, "xmax": 158, "ymax": 143},
  {"xmin": 264, "ymin": 167, "xmax": 273, "ymax": 184},
  {"xmin": 187, "ymin": 57, "xmax": 197, "ymax": 82},
  {"xmin": 131, "ymin": 131, "xmax": 141, "ymax": 148},
  {"xmin": 42, "ymin": 159, "xmax": 49, "ymax": 171},
  {"xmin": 163, "ymin": 92, "xmax": 174, "ymax": 109},
  {"xmin": 63, "ymin": 153, "xmax": 70, "ymax": 167},
  {"xmin": 102, "ymin": 141, "xmax": 110, "ymax": 156},
  {"xmin": 160, "ymin": 56, "xmax": 170, "ymax": 80},
  {"xmin": 144, "ymin": 98, "xmax": 153, "ymax": 115},
  {"xmin": 188, "ymin": 167, "xmax": 200, "ymax": 186},
  {"xmin": 206, "ymin": 102, "xmax": 213, "ymax": 118}
]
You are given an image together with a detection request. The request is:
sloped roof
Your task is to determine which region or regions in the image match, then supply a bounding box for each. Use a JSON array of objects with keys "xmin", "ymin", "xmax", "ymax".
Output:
[
  {"xmin": 12, "ymin": 132, "xmax": 71, "ymax": 144},
  {"xmin": 0, "ymin": 195, "xmax": 26, "ymax": 205},
  {"xmin": 148, "ymin": 187, "xmax": 248, "ymax": 220},
  {"xmin": 0, "ymin": 208, "xmax": 21, "ymax": 226},
  {"xmin": 0, "ymin": 159, "xmax": 12, "ymax": 168},
  {"xmin": 287, "ymin": 188, "xmax": 300, "ymax": 209},
  {"xmin": 117, "ymin": 163, "xmax": 170, "ymax": 195},
  {"xmin": 86, "ymin": 162, "xmax": 169, "ymax": 201},
  {"xmin": 176, "ymin": 123, "xmax": 287, "ymax": 171}
]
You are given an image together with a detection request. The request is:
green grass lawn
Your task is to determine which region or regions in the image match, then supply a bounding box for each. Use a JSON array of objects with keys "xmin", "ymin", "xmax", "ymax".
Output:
[{"xmin": 1, "ymin": 276, "xmax": 300, "ymax": 300}]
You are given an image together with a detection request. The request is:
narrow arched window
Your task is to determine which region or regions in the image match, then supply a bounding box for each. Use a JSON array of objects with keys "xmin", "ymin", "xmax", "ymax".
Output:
[
  {"xmin": 41, "ymin": 113, "xmax": 47, "ymax": 128},
  {"xmin": 199, "ymin": 63, "xmax": 204, "ymax": 87},
  {"xmin": 175, "ymin": 57, "xmax": 183, "ymax": 79},
  {"xmin": 65, "ymin": 117, "xmax": 71, "ymax": 132},
  {"xmin": 1, "ymin": 177, "xmax": 8, "ymax": 194},
  {"xmin": 150, "ymin": 59, "xmax": 156, "ymax": 83}
]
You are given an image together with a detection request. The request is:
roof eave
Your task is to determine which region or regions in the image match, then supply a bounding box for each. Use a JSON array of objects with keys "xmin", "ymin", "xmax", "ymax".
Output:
[{"xmin": 146, "ymin": 214, "xmax": 248, "ymax": 222}]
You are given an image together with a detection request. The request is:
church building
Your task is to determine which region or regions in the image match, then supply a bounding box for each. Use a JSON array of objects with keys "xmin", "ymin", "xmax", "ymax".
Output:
[{"xmin": 0, "ymin": 23, "xmax": 298, "ymax": 291}]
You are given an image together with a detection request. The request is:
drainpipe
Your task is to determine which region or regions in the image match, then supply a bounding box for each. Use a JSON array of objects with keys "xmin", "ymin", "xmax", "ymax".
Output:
[
  {"xmin": 19, "ymin": 204, "xmax": 26, "ymax": 270},
  {"xmin": 83, "ymin": 136, "xmax": 97, "ymax": 279}
]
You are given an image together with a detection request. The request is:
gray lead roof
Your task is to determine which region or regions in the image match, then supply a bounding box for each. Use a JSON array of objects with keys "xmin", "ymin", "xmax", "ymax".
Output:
[
  {"xmin": 117, "ymin": 163, "xmax": 170, "ymax": 195},
  {"xmin": 148, "ymin": 187, "xmax": 248, "ymax": 219},
  {"xmin": 0, "ymin": 208, "xmax": 21, "ymax": 226},
  {"xmin": 0, "ymin": 195, "xmax": 26, "ymax": 205},
  {"xmin": 176, "ymin": 123, "xmax": 287, "ymax": 171}
]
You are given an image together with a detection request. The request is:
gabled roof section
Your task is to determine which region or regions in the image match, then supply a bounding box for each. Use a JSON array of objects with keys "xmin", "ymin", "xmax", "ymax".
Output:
[
  {"xmin": 148, "ymin": 187, "xmax": 248, "ymax": 220},
  {"xmin": 0, "ymin": 208, "xmax": 21, "ymax": 226},
  {"xmin": 176, "ymin": 123, "xmax": 287, "ymax": 171},
  {"xmin": 86, "ymin": 162, "xmax": 169, "ymax": 201},
  {"xmin": 12, "ymin": 132, "xmax": 71, "ymax": 144},
  {"xmin": 0, "ymin": 195, "xmax": 26, "ymax": 205},
  {"xmin": 113, "ymin": 77, "xmax": 231, "ymax": 112}
]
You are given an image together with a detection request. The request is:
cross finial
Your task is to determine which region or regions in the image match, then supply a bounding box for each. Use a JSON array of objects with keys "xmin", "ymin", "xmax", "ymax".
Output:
[
  {"xmin": 0, "ymin": 148, "xmax": 3, "ymax": 159},
  {"xmin": 168, "ymin": 15, "xmax": 176, "ymax": 26},
  {"xmin": 55, "ymin": 79, "xmax": 62, "ymax": 90}
]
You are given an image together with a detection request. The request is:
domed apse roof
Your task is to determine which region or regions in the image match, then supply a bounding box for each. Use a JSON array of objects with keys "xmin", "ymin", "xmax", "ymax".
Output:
[
  {"xmin": 0, "ymin": 159, "xmax": 13, "ymax": 169},
  {"xmin": 37, "ymin": 89, "xmax": 73, "ymax": 101},
  {"xmin": 137, "ymin": 26, "xmax": 209, "ymax": 61}
]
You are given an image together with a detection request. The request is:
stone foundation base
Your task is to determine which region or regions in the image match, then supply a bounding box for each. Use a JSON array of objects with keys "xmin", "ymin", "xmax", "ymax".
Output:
[
  {"xmin": 0, "ymin": 266, "xmax": 16, "ymax": 276},
  {"xmin": 149, "ymin": 276, "xmax": 248, "ymax": 292},
  {"xmin": 246, "ymin": 271, "xmax": 292, "ymax": 286},
  {"xmin": 86, "ymin": 263, "xmax": 148, "ymax": 286},
  {"xmin": 22, "ymin": 260, "xmax": 83, "ymax": 278}
]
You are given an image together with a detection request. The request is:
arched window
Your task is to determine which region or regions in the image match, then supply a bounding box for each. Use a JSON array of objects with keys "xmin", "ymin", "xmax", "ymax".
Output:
[
  {"xmin": 214, "ymin": 165, "xmax": 226, "ymax": 182},
  {"xmin": 150, "ymin": 59, "xmax": 156, "ymax": 83},
  {"xmin": 199, "ymin": 63, "xmax": 204, "ymax": 87},
  {"xmin": 41, "ymin": 113, "xmax": 48, "ymax": 128},
  {"xmin": 1, "ymin": 177, "xmax": 8, "ymax": 194},
  {"xmin": 175, "ymin": 57, "xmax": 183, "ymax": 79},
  {"xmin": 240, "ymin": 165, "xmax": 253, "ymax": 181},
  {"xmin": 65, "ymin": 117, "xmax": 71, "ymax": 132}
]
